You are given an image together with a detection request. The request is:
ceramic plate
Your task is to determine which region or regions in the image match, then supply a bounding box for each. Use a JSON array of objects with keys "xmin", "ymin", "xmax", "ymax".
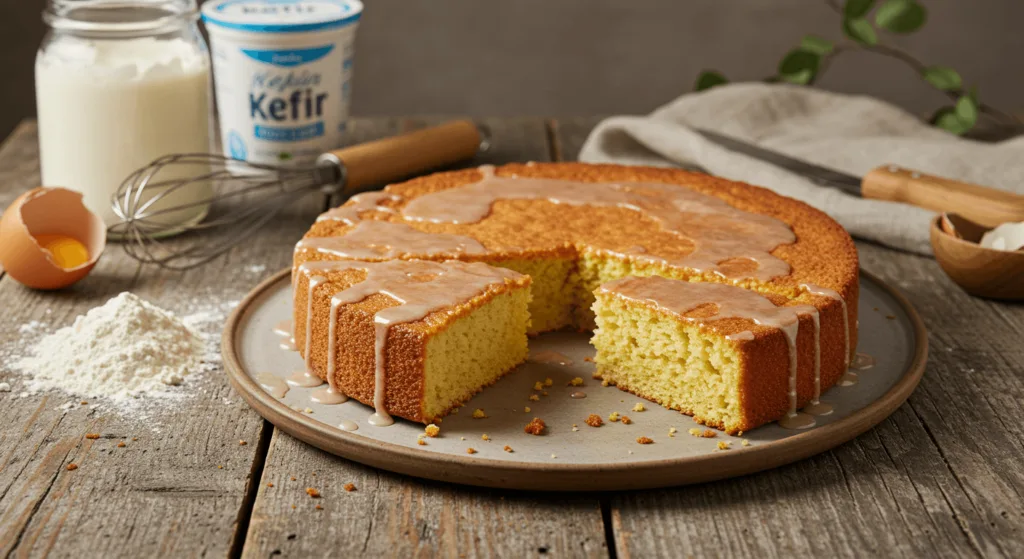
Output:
[{"xmin": 222, "ymin": 269, "xmax": 927, "ymax": 491}]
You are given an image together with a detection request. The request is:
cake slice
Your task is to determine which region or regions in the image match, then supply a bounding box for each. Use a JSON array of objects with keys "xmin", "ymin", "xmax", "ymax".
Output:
[
  {"xmin": 592, "ymin": 275, "xmax": 841, "ymax": 434},
  {"xmin": 294, "ymin": 259, "xmax": 532, "ymax": 425}
]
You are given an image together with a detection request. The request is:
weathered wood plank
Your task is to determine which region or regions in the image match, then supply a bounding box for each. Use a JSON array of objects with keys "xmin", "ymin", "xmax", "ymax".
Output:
[
  {"xmin": 0, "ymin": 118, "xmax": 329, "ymax": 557},
  {"xmin": 552, "ymin": 118, "xmax": 1024, "ymax": 558},
  {"xmin": 242, "ymin": 117, "xmax": 610, "ymax": 559}
]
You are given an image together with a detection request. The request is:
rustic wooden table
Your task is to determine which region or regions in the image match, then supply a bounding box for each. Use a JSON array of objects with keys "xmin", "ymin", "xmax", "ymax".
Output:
[{"xmin": 1, "ymin": 117, "xmax": 1022, "ymax": 558}]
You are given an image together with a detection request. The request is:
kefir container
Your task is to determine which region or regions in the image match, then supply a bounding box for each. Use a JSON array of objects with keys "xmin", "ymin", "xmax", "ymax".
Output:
[
  {"xmin": 36, "ymin": 0, "xmax": 213, "ymax": 229},
  {"xmin": 201, "ymin": 0, "xmax": 363, "ymax": 166}
]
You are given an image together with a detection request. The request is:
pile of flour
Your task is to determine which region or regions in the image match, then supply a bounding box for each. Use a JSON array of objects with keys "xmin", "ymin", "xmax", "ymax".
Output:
[{"xmin": 13, "ymin": 292, "xmax": 206, "ymax": 403}]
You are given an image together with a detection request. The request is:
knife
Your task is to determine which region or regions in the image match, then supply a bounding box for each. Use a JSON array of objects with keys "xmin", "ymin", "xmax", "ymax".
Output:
[{"xmin": 695, "ymin": 128, "xmax": 1024, "ymax": 228}]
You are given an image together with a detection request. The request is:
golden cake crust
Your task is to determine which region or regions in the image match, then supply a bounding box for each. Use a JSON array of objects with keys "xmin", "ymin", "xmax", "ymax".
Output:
[{"xmin": 293, "ymin": 162, "xmax": 859, "ymax": 429}]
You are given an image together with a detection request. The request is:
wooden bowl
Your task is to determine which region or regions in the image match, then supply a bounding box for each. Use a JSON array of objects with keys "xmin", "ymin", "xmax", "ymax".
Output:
[{"xmin": 930, "ymin": 214, "xmax": 1024, "ymax": 300}]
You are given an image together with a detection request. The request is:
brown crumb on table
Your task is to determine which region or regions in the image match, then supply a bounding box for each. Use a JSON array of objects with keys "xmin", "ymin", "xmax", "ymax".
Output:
[
  {"xmin": 621, "ymin": 416, "xmax": 633, "ymax": 425},
  {"xmin": 481, "ymin": 434, "xmax": 490, "ymax": 441},
  {"xmin": 717, "ymin": 441, "xmax": 731, "ymax": 450},
  {"xmin": 425, "ymin": 424, "xmax": 440, "ymax": 437},
  {"xmin": 291, "ymin": 504, "xmax": 296, "ymax": 510},
  {"xmin": 239, "ymin": 440, "xmax": 247, "ymax": 446},
  {"xmin": 290, "ymin": 476, "xmax": 297, "ymax": 481},
  {"xmin": 542, "ymin": 391, "xmax": 549, "ymax": 397},
  {"xmin": 417, "ymin": 439, "xmax": 427, "ymax": 446},
  {"xmin": 584, "ymin": 356, "xmax": 594, "ymax": 363},
  {"xmin": 85, "ymin": 433, "xmax": 100, "ymax": 440},
  {"xmin": 636, "ymin": 436, "xmax": 654, "ymax": 445},
  {"xmin": 524, "ymin": 417, "xmax": 546, "ymax": 435},
  {"xmin": 315, "ymin": 504, "xmax": 323, "ymax": 510},
  {"xmin": 533, "ymin": 381, "xmax": 544, "ymax": 391},
  {"xmin": 267, "ymin": 483, "xmax": 274, "ymax": 488},
  {"xmin": 66, "ymin": 463, "xmax": 78, "ymax": 471},
  {"xmin": 528, "ymin": 394, "xmax": 540, "ymax": 402},
  {"xmin": 568, "ymin": 377, "xmax": 584, "ymax": 387},
  {"xmin": 544, "ymin": 378, "xmax": 553, "ymax": 387},
  {"xmin": 343, "ymin": 483, "xmax": 356, "ymax": 492},
  {"xmin": 503, "ymin": 445, "xmax": 514, "ymax": 453},
  {"xmin": 116, "ymin": 441, "xmax": 126, "ymax": 448},
  {"xmin": 80, "ymin": 401, "xmax": 88, "ymax": 405},
  {"xmin": 601, "ymin": 379, "xmax": 611, "ymax": 387},
  {"xmin": 306, "ymin": 487, "xmax": 321, "ymax": 498},
  {"xmin": 886, "ymin": 315, "xmax": 896, "ymax": 320},
  {"xmin": 572, "ymin": 424, "xmax": 579, "ymax": 432},
  {"xmin": 218, "ymin": 465, "xmax": 224, "ymax": 469},
  {"xmin": 466, "ymin": 448, "xmax": 477, "ymax": 454},
  {"xmin": 472, "ymin": 409, "xmax": 487, "ymax": 419},
  {"xmin": 632, "ymin": 403, "xmax": 646, "ymax": 412},
  {"xmin": 688, "ymin": 428, "xmax": 717, "ymax": 438},
  {"xmin": 608, "ymin": 412, "xmax": 620, "ymax": 422},
  {"xmin": 586, "ymin": 414, "xmax": 604, "ymax": 427},
  {"xmin": 524, "ymin": 406, "xmax": 531, "ymax": 413},
  {"xmin": 132, "ymin": 437, "xmax": 138, "ymax": 442}
]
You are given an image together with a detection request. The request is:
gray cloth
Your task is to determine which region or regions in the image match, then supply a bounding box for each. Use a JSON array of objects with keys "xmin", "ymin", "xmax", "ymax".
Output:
[{"xmin": 578, "ymin": 83, "xmax": 1024, "ymax": 255}]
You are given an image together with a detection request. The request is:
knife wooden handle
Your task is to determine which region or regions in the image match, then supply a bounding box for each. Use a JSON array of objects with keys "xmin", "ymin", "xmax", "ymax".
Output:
[
  {"xmin": 862, "ymin": 165, "xmax": 1024, "ymax": 228},
  {"xmin": 326, "ymin": 120, "xmax": 482, "ymax": 193}
]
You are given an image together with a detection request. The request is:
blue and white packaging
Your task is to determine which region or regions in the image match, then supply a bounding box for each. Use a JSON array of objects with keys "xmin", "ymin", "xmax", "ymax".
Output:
[{"xmin": 201, "ymin": 0, "xmax": 363, "ymax": 165}]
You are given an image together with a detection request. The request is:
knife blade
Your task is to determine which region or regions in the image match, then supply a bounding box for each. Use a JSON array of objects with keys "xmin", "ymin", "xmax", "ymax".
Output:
[{"xmin": 694, "ymin": 128, "xmax": 863, "ymax": 196}]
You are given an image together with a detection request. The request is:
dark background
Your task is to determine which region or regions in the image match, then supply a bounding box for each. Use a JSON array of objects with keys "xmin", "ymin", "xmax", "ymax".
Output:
[{"xmin": 2, "ymin": 0, "xmax": 1021, "ymax": 139}]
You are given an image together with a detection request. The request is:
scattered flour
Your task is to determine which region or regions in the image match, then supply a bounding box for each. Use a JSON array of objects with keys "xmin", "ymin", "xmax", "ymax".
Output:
[{"xmin": 12, "ymin": 292, "xmax": 205, "ymax": 403}]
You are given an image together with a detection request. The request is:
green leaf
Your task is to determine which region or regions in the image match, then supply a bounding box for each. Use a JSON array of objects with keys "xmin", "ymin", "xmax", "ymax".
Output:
[
  {"xmin": 932, "ymin": 107, "xmax": 971, "ymax": 135},
  {"xmin": 695, "ymin": 70, "xmax": 729, "ymax": 92},
  {"xmin": 844, "ymin": 0, "xmax": 875, "ymax": 19},
  {"xmin": 954, "ymin": 95, "xmax": 979, "ymax": 128},
  {"xmin": 921, "ymin": 66, "xmax": 962, "ymax": 91},
  {"xmin": 875, "ymin": 0, "xmax": 927, "ymax": 33},
  {"xmin": 800, "ymin": 35, "xmax": 834, "ymax": 55},
  {"xmin": 778, "ymin": 49, "xmax": 820, "ymax": 84},
  {"xmin": 843, "ymin": 17, "xmax": 878, "ymax": 45}
]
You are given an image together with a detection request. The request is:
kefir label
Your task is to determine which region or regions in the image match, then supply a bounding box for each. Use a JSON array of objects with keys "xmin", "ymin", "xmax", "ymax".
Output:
[{"xmin": 202, "ymin": 0, "xmax": 362, "ymax": 165}]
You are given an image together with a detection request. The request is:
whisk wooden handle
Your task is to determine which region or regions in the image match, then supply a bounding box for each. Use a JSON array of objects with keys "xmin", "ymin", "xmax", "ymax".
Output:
[{"xmin": 327, "ymin": 120, "xmax": 483, "ymax": 193}]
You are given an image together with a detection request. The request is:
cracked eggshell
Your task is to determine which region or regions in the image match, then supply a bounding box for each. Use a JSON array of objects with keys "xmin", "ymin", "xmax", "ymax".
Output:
[
  {"xmin": 980, "ymin": 221, "xmax": 1024, "ymax": 252},
  {"xmin": 0, "ymin": 187, "xmax": 106, "ymax": 289}
]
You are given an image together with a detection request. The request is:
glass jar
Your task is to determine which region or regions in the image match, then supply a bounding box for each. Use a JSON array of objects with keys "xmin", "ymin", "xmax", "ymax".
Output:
[{"xmin": 36, "ymin": 0, "xmax": 213, "ymax": 230}]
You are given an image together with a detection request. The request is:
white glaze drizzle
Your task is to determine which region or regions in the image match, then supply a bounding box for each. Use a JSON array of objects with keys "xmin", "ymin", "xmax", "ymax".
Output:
[
  {"xmin": 400, "ymin": 165, "xmax": 796, "ymax": 281},
  {"xmin": 296, "ymin": 220, "xmax": 489, "ymax": 260},
  {"xmin": 803, "ymin": 283, "xmax": 850, "ymax": 369},
  {"xmin": 316, "ymin": 191, "xmax": 403, "ymax": 224},
  {"xmin": 298, "ymin": 259, "xmax": 522, "ymax": 426},
  {"xmin": 529, "ymin": 350, "xmax": 574, "ymax": 366},
  {"xmin": 599, "ymin": 275, "xmax": 817, "ymax": 429},
  {"xmin": 286, "ymin": 370, "xmax": 324, "ymax": 388},
  {"xmin": 255, "ymin": 373, "xmax": 289, "ymax": 399}
]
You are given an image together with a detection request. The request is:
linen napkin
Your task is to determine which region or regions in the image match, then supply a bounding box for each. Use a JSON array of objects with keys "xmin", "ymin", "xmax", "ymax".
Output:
[{"xmin": 578, "ymin": 82, "xmax": 1024, "ymax": 255}]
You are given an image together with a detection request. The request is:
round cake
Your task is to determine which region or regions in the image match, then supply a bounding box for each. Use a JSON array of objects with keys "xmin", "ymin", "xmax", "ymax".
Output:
[{"xmin": 292, "ymin": 162, "xmax": 859, "ymax": 433}]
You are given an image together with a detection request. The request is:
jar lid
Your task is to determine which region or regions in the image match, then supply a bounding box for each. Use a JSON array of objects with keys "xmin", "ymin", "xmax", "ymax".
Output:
[{"xmin": 201, "ymin": 0, "xmax": 363, "ymax": 33}]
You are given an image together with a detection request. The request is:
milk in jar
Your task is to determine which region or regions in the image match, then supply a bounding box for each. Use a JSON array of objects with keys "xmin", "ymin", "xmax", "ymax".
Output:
[{"xmin": 35, "ymin": 0, "xmax": 213, "ymax": 229}]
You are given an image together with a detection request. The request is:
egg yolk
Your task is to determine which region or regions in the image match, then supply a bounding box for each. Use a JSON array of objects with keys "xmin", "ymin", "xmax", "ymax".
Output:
[{"xmin": 34, "ymin": 234, "xmax": 90, "ymax": 269}]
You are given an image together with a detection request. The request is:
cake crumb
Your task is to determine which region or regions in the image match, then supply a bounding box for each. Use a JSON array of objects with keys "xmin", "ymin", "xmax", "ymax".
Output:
[
  {"xmin": 717, "ymin": 441, "xmax": 731, "ymax": 450},
  {"xmin": 886, "ymin": 314, "xmax": 896, "ymax": 320},
  {"xmin": 451, "ymin": 407, "xmax": 459, "ymax": 414},
  {"xmin": 524, "ymin": 417, "xmax": 546, "ymax": 435},
  {"xmin": 472, "ymin": 409, "xmax": 487, "ymax": 419},
  {"xmin": 79, "ymin": 400, "xmax": 88, "ymax": 405},
  {"xmin": 528, "ymin": 394, "xmax": 540, "ymax": 401},
  {"xmin": 304, "ymin": 407, "xmax": 314, "ymax": 414},
  {"xmin": 481, "ymin": 434, "xmax": 490, "ymax": 441},
  {"xmin": 116, "ymin": 441, "xmax": 126, "ymax": 448},
  {"xmin": 290, "ymin": 477, "xmax": 297, "ymax": 481},
  {"xmin": 132, "ymin": 437, "xmax": 138, "ymax": 442},
  {"xmin": 541, "ymin": 391, "xmax": 548, "ymax": 396},
  {"xmin": 621, "ymin": 415, "xmax": 633, "ymax": 425},
  {"xmin": 608, "ymin": 412, "xmax": 620, "ymax": 422},
  {"xmin": 668, "ymin": 427, "xmax": 678, "ymax": 437},
  {"xmin": 636, "ymin": 436, "xmax": 654, "ymax": 445},
  {"xmin": 601, "ymin": 379, "xmax": 611, "ymax": 387},
  {"xmin": 291, "ymin": 504, "xmax": 296, "ymax": 510},
  {"xmin": 543, "ymin": 378, "xmax": 553, "ymax": 387},
  {"xmin": 425, "ymin": 424, "xmax": 440, "ymax": 437},
  {"xmin": 568, "ymin": 377, "xmax": 584, "ymax": 387},
  {"xmin": 524, "ymin": 406, "xmax": 531, "ymax": 413},
  {"xmin": 742, "ymin": 439, "xmax": 751, "ymax": 447},
  {"xmin": 460, "ymin": 436, "xmax": 466, "ymax": 440},
  {"xmin": 533, "ymin": 381, "xmax": 544, "ymax": 391},
  {"xmin": 585, "ymin": 414, "xmax": 604, "ymax": 427},
  {"xmin": 584, "ymin": 356, "xmax": 594, "ymax": 362},
  {"xmin": 632, "ymin": 403, "xmax": 646, "ymax": 412},
  {"xmin": 85, "ymin": 433, "xmax": 100, "ymax": 440},
  {"xmin": 239, "ymin": 440, "xmax": 247, "ymax": 446},
  {"xmin": 306, "ymin": 487, "xmax": 321, "ymax": 498},
  {"xmin": 688, "ymin": 428, "xmax": 717, "ymax": 438},
  {"xmin": 550, "ymin": 454, "xmax": 557, "ymax": 459},
  {"xmin": 571, "ymin": 424, "xmax": 579, "ymax": 432},
  {"xmin": 343, "ymin": 483, "xmax": 356, "ymax": 492},
  {"xmin": 503, "ymin": 445, "xmax": 513, "ymax": 453},
  {"xmin": 66, "ymin": 463, "xmax": 78, "ymax": 471},
  {"xmin": 315, "ymin": 504, "xmax": 323, "ymax": 510},
  {"xmin": 466, "ymin": 448, "xmax": 477, "ymax": 454},
  {"xmin": 417, "ymin": 439, "xmax": 427, "ymax": 446},
  {"xmin": 218, "ymin": 465, "xmax": 223, "ymax": 469},
  {"xmin": 267, "ymin": 483, "xmax": 274, "ymax": 487}
]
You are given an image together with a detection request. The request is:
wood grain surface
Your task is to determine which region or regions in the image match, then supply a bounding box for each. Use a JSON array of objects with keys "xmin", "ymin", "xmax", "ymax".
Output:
[{"xmin": 1, "ymin": 117, "xmax": 1022, "ymax": 558}]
